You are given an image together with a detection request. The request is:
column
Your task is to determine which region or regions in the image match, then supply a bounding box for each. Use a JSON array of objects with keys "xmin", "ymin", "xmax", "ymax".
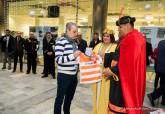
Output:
[
  {"xmin": 0, "ymin": 0, "xmax": 8, "ymax": 62},
  {"xmin": 86, "ymin": 14, "xmax": 92, "ymax": 44},
  {"xmin": 92, "ymin": 0, "xmax": 108, "ymax": 38},
  {"xmin": 0, "ymin": 0, "xmax": 8, "ymax": 31},
  {"xmin": 0, "ymin": 0, "xmax": 3, "ymax": 31}
]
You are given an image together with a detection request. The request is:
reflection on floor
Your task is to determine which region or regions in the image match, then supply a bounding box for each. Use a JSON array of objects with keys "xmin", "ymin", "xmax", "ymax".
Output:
[{"xmin": 0, "ymin": 64, "xmax": 164, "ymax": 114}]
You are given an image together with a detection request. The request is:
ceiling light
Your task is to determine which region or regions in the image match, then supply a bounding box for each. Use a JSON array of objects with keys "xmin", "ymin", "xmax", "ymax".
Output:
[
  {"xmin": 29, "ymin": 10, "xmax": 35, "ymax": 17},
  {"xmin": 145, "ymin": 14, "xmax": 153, "ymax": 24},
  {"xmin": 144, "ymin": 4, "xmax": 151, "ymax": 10},
  {"xmin": 1, "ymin": 32, "xmax": 5, "ymax": 36}
]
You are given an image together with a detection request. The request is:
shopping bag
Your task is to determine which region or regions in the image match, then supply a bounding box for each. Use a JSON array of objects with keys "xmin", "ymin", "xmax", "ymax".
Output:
[{"xmin": 79, "ymin": 53, "xmax": 102, "ymax": 84}]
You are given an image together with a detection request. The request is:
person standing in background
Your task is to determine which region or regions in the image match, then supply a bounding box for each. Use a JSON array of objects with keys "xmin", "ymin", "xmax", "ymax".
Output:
[
  {"xmin": 41, "ymin": 34, "xmax": 46, "ymax": 75},
  {"xmin": 89, "ymin": 32, "xmax": 101, "ymax": 49},
  {"xmin": 151, "ymin": 47, "xmax": 160, "ymax": 92},
  {"xmin": 42, "ymin": 32, "xmax": 55, "ymax": 79},
  {"xmin": 0, "ymin": 29, "xmax": 15, "ymax": 70},
  {"xmin": 24, "ymin": 32, "xmax": 39, "ymax": 74},
  {"xmin": 146, "ymin": 40, "xmax": 153, "ymax": 66},
  {"xmin": 148, "ymin": 40, "xmax": 165, "ymax": 106},
  {"xmin": 77, "ymin": 33, "xmax": 87, "ymax": 53},
  {"xmin": 13, "ymin": 32, "xmax": 25, "ymax": 72}
]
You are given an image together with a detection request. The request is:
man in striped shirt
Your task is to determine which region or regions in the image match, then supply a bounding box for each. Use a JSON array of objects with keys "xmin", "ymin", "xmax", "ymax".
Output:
[{"xmin": 54, "ymin": 22, "xmax": 81, "ymax": 114}]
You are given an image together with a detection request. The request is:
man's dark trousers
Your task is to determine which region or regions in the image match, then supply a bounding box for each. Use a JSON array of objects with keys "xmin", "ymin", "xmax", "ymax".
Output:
[
  {"xmin": 152, "ymin": 72, "xmax": 165, "ymax": 101},
  {"xmin": 44, "ymin": 54, "xmax": 55, "ymax": 78},
  {"xmin": 27, "ymin": 52, "xmax": 37, "ymax": 73},
  {"xmin": 54, "ymin": 73, "xmax": 78, "ymax": 114},
  {"xmin": 13, "ymin": 51, "xmax": 23, "ymax": 71}
]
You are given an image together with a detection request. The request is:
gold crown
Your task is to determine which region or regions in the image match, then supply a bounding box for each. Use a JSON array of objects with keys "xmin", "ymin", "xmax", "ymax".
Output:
[{"xmin": 103, "ymin": 28, "xmax": 114, "ymax": 35}]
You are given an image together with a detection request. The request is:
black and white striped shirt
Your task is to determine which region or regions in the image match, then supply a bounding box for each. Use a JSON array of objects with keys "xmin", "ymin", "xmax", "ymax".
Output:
[{"xmin": 55, "ymin": 37, "xmax": 78, "ymax": 75}]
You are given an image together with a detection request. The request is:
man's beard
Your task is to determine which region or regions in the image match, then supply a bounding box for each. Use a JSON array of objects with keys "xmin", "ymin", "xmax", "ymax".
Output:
[{"xmin": 118, "ymin": 32, "xmax": 122, "ymax": 38}]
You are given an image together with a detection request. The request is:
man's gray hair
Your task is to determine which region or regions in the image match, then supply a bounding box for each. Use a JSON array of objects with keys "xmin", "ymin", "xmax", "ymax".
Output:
[{"xmin": 65, "ymin": 22, "xmax": 77, "ymax": 33}]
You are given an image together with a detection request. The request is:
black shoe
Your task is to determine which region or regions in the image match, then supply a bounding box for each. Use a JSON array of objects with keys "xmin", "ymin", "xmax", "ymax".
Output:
[
  {"xmin": 41, "ymin": 72, "xmax": 44, "ymax": 74},
  {"xmin": 161, "ymin": 100, "xmax": 165, "ymax": 106},
  {"xmin": 12, "ymin": 70, "xmax": 16, "ymax": 73},
  {"xmin": 33, "ymin": 72, "xmax": 37, "ymax": 74},
  {"xmin": 51, "ymin": 74, "xmax": 56, "ymax": 79},
  {"xmin": 26, "ymin": 72, "xmax": 30, "ymax": 74},
  {"xmin": 2, "ymin": 67, "xmax": 6, "ymax": 70},
  {"xmin": 52, "ymin": 76, "xmax": 56, "ymax": 79},
  {"xmin": 147, "ymin": 93, "xmax": 155, "ymax": 106},
  {"xmin": 20, "ymin": 69, "xmax": 23, "ymax": 72},
  {"xmin": 41, "ymin": 75, "xmax": 48, "ymax": 78},
  {"xmin": 8, "ymin": 67, "xmax": 11, "ymax": 70}
]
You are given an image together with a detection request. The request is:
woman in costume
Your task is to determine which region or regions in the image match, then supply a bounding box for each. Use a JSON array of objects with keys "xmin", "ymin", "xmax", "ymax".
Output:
[
  {"xmin": 92, "ymin": 29, "xmax": 117, "ymax": 114},
  {"xmin": 106, "ymin": 40, "xmax": 126, "ymax": 114}
]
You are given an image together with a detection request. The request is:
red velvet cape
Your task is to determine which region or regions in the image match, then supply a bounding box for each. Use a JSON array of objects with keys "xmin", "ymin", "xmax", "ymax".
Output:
[{"xmin": 119, "ymin": 29, "xmax": 146, "ymax": 114}]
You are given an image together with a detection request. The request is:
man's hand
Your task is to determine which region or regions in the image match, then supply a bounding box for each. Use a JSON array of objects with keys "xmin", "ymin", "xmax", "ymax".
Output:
[{"xmin": 74, "ymin": 50, "xmax": 81, "ymax": 58}]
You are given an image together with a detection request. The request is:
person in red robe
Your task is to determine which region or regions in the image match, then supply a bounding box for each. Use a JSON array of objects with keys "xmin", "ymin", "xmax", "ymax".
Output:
[
  {"xmin": 118, "ymin": 16, "xmax": 146, "ymax": 114},
  {"xmin": 105, "ymin": 16, "xmax": 146, "ymax": 114}
]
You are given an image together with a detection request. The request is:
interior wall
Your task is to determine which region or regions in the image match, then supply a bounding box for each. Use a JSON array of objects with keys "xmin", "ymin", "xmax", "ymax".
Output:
[
  {"xmin": 8, "ymin": 0, "xmax": 165, "ymax": 42},
  {"xmin": 9, "ymin": 15, "xmax": 59, "ymax": 37},
  {"xmin": 0, "ymin": 0, "xmax": 5, "ymax": 33}
]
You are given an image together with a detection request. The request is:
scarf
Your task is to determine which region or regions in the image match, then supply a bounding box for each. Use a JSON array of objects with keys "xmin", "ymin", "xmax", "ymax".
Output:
[{"xmin": 64, "ymin": 34, "xmax": 78, "ymax": 52}]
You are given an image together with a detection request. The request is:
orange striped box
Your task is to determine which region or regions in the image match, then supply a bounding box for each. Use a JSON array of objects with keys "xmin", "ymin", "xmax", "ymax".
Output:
[{"xmin": 79, "ymin": 53, "xmax": 102, "ymax": 84}]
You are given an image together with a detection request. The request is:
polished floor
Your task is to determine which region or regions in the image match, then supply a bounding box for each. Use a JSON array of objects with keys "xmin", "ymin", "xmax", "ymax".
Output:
[{"xmin": 0, "ymin": 63, "xmax": 164, "ymax": 114}]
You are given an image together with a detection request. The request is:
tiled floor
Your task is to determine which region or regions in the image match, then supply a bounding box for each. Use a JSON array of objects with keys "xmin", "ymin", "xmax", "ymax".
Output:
[
  {"xmin": 0, "ymin": 64, "xmax": 92, "ymax": 114},
  {"xmin": 0, "ymin": 63, "xmax": 164, "ymax": 114}
]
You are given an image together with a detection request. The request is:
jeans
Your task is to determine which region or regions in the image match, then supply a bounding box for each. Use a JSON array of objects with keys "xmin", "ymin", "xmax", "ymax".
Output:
[{"xmin": 54, "ymin": 73, "xmax": 78, "ymax": 114}]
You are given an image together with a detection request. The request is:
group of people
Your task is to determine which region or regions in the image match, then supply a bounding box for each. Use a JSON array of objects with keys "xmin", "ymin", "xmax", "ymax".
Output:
[
  {"xmin": 54, "ymin": 16, "xmax": 147, "ymax": 114},
  {"xmin": 1, "ymin": 15, "xmax": 164, "ymax": 114},
  {"xmin": 0, "ymin": 30, "xmax": 40, "ymax": 74},
  {"xmin": 91, "ymin": 16, "xmax": 146, "ymax": 114},
  {"xmin": 0, "ymin": 30, "xmax": 56, "ymax": 79}
]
